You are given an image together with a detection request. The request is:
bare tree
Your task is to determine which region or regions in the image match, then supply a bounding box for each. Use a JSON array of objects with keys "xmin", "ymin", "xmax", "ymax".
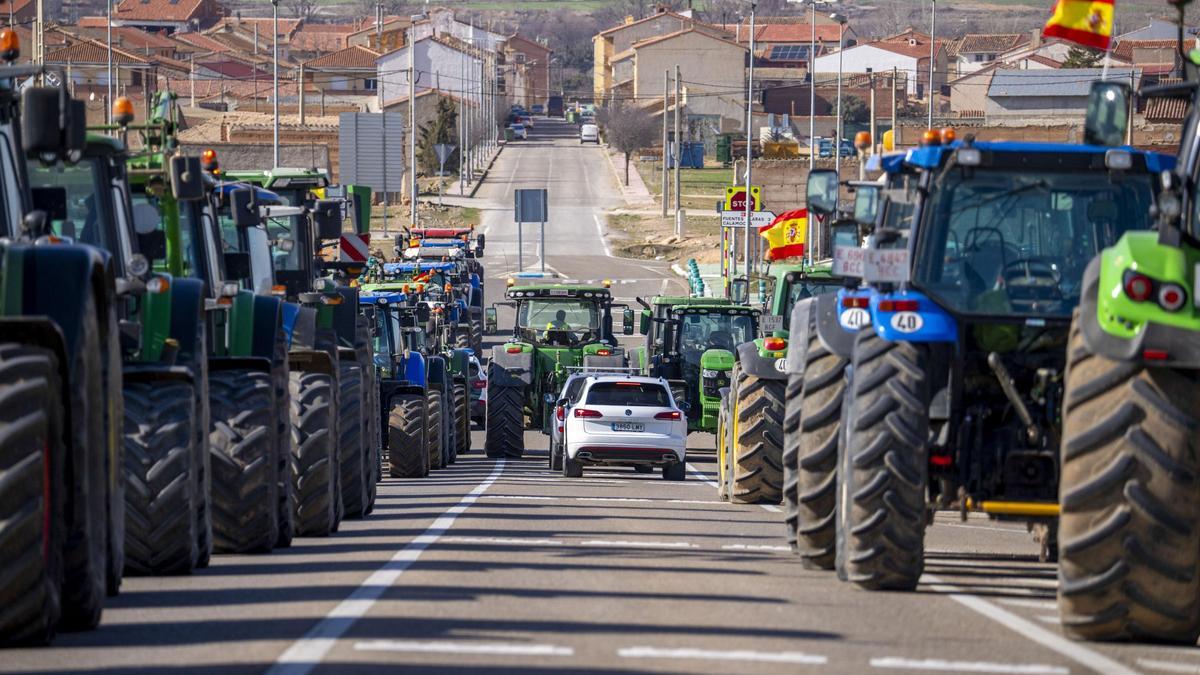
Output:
[
  {"xmin": 285, "ymin": 0, "xmax": 319, "ymax": 21},
  {"xmin": 601, "ymin": 102, "xmax": 658, "ymax": 186}
]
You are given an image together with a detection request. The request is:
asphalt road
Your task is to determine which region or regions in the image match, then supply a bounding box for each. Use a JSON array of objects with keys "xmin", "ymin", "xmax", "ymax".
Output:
[{"xmin": 7, "ymin": 118, "xmax": 1200, "ymax": 675}]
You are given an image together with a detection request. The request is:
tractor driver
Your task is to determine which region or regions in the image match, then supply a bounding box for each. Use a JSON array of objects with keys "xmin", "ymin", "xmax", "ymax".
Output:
[{"xmin": 543, "ymin": 309, "xmax": 574, "ymax": 345}]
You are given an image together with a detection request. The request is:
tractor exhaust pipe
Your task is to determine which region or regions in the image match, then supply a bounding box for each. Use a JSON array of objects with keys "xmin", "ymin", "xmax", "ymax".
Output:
[{"xmin": 987, "ymin": 352, "xmax": 1040, "ymax": 445}]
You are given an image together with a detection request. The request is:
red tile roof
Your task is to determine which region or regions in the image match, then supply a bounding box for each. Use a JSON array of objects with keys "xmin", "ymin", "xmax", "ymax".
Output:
[
  {"xmin": 67, "ymin": 25, "xmax": 179, "ymax": 51},
  {"xmin": 1024, "ymin": 54, "xmax": 1063, "ymax": 68},
  {"xmin": 290, "ymin": 24, "xmax": 356, "ymax": 53},
  {"xmin": 198, "ymin": 59, "xmax": 270, "ymax": 78},
  {"xmin": 632, "ymin": 27, "xmax": 744, "ymax": 52},
  {"xmin": 0, "ymin": 0, "xmax": 33, "ymax": 17},
  {"xmin": 171, "ymin": 31, "xmax": 231, "ymax": 54},
  {"xmin": 210, "ymin": 17, "xmax": 302, "ymax": 37},
  {"xmin": 45, "ymin": 39, "xmax": 151, "ymax": 66},
  {"xmin": 1145, "ymin": 77, "xmax": 1189, "ymax": 121},
  {"xmin": 303, "ymin": 45, "xmax": 380, "ymax": 69},
  {"xmin": 872, "ymin": 39, "xmax": 943, "ymax": 60},
  {"xmin": 956, "ymin": 33, "xmax": 1028, "ymax": 54},
  {"xmin": 735, "ymin": 23, "xmax": 844, "ymax": 43},
  {"xmin": 1113, "ymin": 38, "xmax": 1177, "ymax": 62},
  {"xmin": 114, "ymin": 0, "xmax": 211, "ymax": 24}
]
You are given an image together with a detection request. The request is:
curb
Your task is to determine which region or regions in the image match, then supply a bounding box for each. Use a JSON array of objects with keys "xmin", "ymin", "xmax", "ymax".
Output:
[{"xmin": 604, "ymin": 147, "xmax": 655, "ymax": 207}]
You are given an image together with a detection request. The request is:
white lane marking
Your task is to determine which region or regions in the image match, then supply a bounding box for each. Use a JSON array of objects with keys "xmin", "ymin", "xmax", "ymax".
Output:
[
  {"xmin": 480, "ymin": 494, "xmax": 558, "ymax": 501},
  {"xmin": 921, "ymin": 574, "xmax": 1138, "ymax": 675},
  {"xmin": 1137, "ymin": 658, "xmax": 1200, "ymax": 674},
  {"xmin": 760, "ymin": 504, "xmax": 782, "ymax": 513},
  {"xmin": 441, "ymin": 536, "xmax": 565, "ymax": 546},
  {"xmin": 480, "ymin": 494, "xmax": 723, "ymax": 506},
  {"xmin": 1037, "ymin": 616, "xmax": 1060, "ymax": 624},
  {"xmin": 355, "ymin": 640, "xmax": 573, "ymax": 657},
  {"xmin": 580, "ymin": 539, "xmax": 699, "ymax": 549},
  {"xmin": 593, "ymin": 213, "xmax": 613, "ymax": 257},
  {"xmin": 935, "ymin": 523, "xmax": 1030, "ymax": 535},
  {"xmin": 996, "ymin": 599, "xmax": 1059, "ymax": 611},
  {"xmin": 870, "ymin": 657, "xmax": 1068, "ymax": 673},
  {"xmin": 618, "ymin": 646, "xmax": 826, "ymax": 665},
  {"xmin": 686, "ymin": 462, "xmax": 719, "ymax": 488},
  {"xmin": 721, "ymin": 544, "xmax": 792, "ymax": 552},
  {"xmin": 266, "ymin": 460, "xmax": 506, "ymax": 675}
]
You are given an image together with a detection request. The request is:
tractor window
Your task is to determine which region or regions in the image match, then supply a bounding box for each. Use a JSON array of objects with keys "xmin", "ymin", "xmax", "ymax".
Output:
[
  {"xmin": 130, "ymin": 186, "xmax": 203, "ymax": 278},
  {"xmin": 264, "ymin": 211, "xmax": 306, "ymax": 272},
  {"xmin": 586, "ymin": 381, "xmax": 671, "ymax": 407},
  {"xmin": 781, "ymin": 276, "xmax": 840, "ymax": 328},
  {"xmin": 518, "ymin": 299, "xmax": 600, "ymax": 344},
  {"xmin": 676, "ymin": 312, "xmax": 756, "ymax": 363},
  {"xmin": 914, "ymin": 168, "xmax": 1156, "ymax": 317},
  {"xmin": 26, "ymin": 158, "xmax": 120, "ymax": 253}
]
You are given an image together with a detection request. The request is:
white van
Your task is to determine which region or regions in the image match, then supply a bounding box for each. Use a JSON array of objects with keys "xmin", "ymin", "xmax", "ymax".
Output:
[{"xmin": 580, "ymin": 123, "xmax": 600, "ymax": 144}]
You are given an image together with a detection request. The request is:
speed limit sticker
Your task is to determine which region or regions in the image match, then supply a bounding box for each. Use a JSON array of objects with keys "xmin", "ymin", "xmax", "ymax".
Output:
[
  {"xmin": 840, "ymin": 308, "xmax": 870, "ymax": 330},
  {"xmin": 890, "ymin": 312, "xmax": 924, "ymax": 333}
]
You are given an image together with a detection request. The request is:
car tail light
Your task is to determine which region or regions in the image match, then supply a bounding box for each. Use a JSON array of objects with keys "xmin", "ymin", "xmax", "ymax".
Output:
[
  {"xmin": 596, "ymin": 348, "xmax": 612, "ymax": 356},
  {"xmin": 555, "ymin": 406, "xmax": 564, "ymax": 421},
  {"xmin": 506, "ymin": 345, "xmax": 523, "ymax": 354},
  {"xmin": 1123, "ymin": 271, "xmax": 1153, "ymax": 302},
  {"xmin": 1159, "ymin": 283, "xmax": 1187, "ymax": 312},
  {"xmin": 842, "ymin": 296, "xmax": 869, "ymax": 309},
  {"xmin": 472, "ymin": 380, "xmax": 486, "ymax": 389},
  {"xmin": 1144, "ymin": 349, "xmax": 1169, "ymax": 361},
  {"xmin": 879, "ymin": 299, "xmax": 919, "ymax": 312},
  {"xmin": 763, "ymin": 337, "xmax": 786, "ymax": 351},
  {"xmin": 655, "ymin": 411, "xmax": 681, "ymax": 420},
  {"xmin": 574, "ymin": 408, "xmax": 603, "ymax": 418}
]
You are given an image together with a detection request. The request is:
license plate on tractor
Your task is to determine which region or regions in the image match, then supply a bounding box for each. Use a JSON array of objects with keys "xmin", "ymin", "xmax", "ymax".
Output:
[{"xmin": 612, "ymin": 422, "xmax": 644, "ymax": 432}]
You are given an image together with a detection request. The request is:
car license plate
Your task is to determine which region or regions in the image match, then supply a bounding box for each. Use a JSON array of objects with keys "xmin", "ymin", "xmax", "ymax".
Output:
[{"xmin": 612, "ymin": 422, "xmax": 644, "ymax": 432}]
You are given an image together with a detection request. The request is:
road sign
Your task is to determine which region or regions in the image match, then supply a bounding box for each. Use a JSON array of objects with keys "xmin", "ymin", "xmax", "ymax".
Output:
[
  {"xmin": 720, "ymin": 210, "xmax": 776, "ymax": 229},
  {"xmin": 724, "ymin": 185, "xmax": 762, "ymax": 212},
  {"xmin": 434, "ymin": 144, "xmax": 457, "ymax": 165},
  {"xmin": 339, "ymin": 233, "xmax": 371, "ymax": 262},
  {"xmin": 514, "ymin": 189, "xmax": 549, "ymax": 223}
]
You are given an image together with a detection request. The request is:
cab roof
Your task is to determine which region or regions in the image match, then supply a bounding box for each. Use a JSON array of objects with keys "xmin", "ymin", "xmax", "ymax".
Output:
[
  {"xmin": 383, "ymin": 262, "xmax": 457, "ymax": 274},
  {"xmin": 650, "ymin": 296, "xmax": 734, "ymax": 307},
  {"xmin": 359, "ymin": 291, "xmax": 408, "ymax": 305},
  {"xmin": 883, "ymin": 141, "xmax": 1175, "ymax": 174}
]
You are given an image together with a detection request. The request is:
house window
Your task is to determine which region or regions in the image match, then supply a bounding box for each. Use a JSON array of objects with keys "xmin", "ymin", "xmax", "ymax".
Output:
[
  {"xmin": 364, "ymin": 78, "xmax": 377, "ymax": 90},
  {"xmin": 515, "ymin": 53, "xmax": 526, "ymax": 64}
]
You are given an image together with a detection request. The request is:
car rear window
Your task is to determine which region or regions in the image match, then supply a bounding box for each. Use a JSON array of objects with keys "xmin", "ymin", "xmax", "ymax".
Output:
[{"xmin": 586, "ymin": 382, "xmax": 670, "ymax": 407}]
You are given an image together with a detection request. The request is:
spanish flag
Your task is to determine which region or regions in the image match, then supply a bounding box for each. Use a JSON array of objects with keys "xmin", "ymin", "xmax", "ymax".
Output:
[
  {"xmin": 1042, "ymin": 0, "xmax": 1114, "ymax": 51},
  {"xmin": 759, "ymin": 209, "xmax": 807, "ymax": 261}
]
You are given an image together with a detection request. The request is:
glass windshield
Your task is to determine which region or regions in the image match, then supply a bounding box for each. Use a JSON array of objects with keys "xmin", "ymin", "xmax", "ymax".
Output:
[
  {"xmin": 781, "ymin": 277, "xmax": 840, "ymax": 328},
  {"xmin": 675, "ymin": 311, "xmax": 755, "ymax": 362},
  {"xmin": 914, "ymin": 168, "xmax": 1157, "ymax": 317},
  {"xmin": 26, "ymin": 158, "xmax": 119, "ymax": 252},
  {"xmin": 518, "ymin": 299, "xmax": 601, "ymax": 345},
  {"xmin": 586, "ymin": 382, "xmax": 671, "ymax": 407},
  {"xmin": 264, "ymin": 211, "xmax": 305, "ymax": 272},
  {"xmin": 130, "ymin": 187, "xmax": 203, "ymax": 278}
]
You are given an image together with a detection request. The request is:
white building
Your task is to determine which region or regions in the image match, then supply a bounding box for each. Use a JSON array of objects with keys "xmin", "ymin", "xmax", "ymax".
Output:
[
  {"xmin": 812, "ymin": 37, "xmax": 946, "ymax": 98},
  {"xmin": 376, "ymin": 36, "xmax": 486, "ymax": 111}
]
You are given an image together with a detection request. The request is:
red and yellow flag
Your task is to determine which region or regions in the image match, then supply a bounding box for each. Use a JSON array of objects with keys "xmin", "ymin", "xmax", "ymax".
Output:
[
  {"xmin": 1042, "ymin": 0, "xmax": 1115, "ymax": 51},
  {"xmin": 759, "ymin": 209, "xmax": 807, "ymax": 261}
]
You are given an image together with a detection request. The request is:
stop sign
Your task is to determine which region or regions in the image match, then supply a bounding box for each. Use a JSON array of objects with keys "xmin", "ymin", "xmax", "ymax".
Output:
[{"xmin": 725, "ymin": 186, "xmax": 761, "ymax": 212}]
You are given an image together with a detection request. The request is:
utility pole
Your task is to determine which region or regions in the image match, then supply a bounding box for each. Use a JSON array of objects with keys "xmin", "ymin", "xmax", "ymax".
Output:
[
  {"xmin": 674, "ymin": 63, "xmax": 682, "ymax": 237},
  {"xmin": 298, "ymin": 63, "xmax": 305, "ymax": 125},
  {"xmin": 409, "ymin": 22, "xmax": 417, "ymax": 227},
  {"xmin": 271, "ymin": 0, "xmax": 280, "ymax": 169},
  {"xmin": 869, "ymin": 70, "xmax": 876, "ymax": 160},
  {"xmin": 661, "ymin": 68, "xmax": 669, "ymax": 218},
  {"xmin": 928, "ymin": 0, "xmax": 936, "ymax": 128},
  {"xmin": 106, "ymin": 0, "xmax": 113, "ymax": 124},
  {"xmin": 742, "ymin": 1, "xmax": 756, "ymax": 276},
  {"xmin": 834, "ymin": 14, "xmax": 846, "ymax": 183},
  {"xmin": 892, "ymin": 65, "xmax": 898, "ymax": 147},
  {"xmin": 808, "ymin": 0, "xmax": 815, "ymax": 170},
  {"xmin": 189, "ymin": 53, "xmax": 195, "ymax": 107}
]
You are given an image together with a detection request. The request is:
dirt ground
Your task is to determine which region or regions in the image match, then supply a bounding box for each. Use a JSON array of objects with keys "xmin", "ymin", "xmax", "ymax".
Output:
[{"xmin": 605, "ymin": 212, "xmax": 724, "ymax": 265}]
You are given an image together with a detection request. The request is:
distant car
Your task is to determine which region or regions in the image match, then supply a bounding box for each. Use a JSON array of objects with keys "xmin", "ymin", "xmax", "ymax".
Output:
[
  {"xmin": 561, "ymin": 375, "xmax": 687, "ymax": 480},
  {"xmin": 469, "ymin": 355, "xmax": 486, "ymax": 427},
  {"xmin": 580, "ymin": 114, "xmax": 595, "ymax": 125},
  {"xmin": 509, "ymin": 123, "xmax": 528, "ymax": 140},
  {"xmin": 580, "ymin": 123, "xmax": 600, "ymax": 144},
  {"xmin": 531, "ymin": 104, "xmax": 545, "ymax": 115},
  {"xmin": 548, "ymin": 373, "xmax": 593, "ymax": 471},
  {"xmin": 518, "ymin": 115, "xmax": 534, "ymax": 128}
]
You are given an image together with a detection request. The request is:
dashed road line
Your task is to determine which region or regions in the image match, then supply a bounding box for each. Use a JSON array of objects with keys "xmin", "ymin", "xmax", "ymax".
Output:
[
  {"xmin": 617, "ymin": 646, "xmax": 827, "ymax": 665},
  {"xmin": 266, "ymin": 460, "xmax": 506, "ymax": 675},
  {"xmin": 580, "ymin": 539, "xmax": 698, "ymax": 549},
  {"xmin": 996, "ymin": 599, "xmax": 1058, "ymax": 611},
  {"xmin": 441, "ymin": 536, "xmax": 566, "ymax": 546},
  {"xmin": 686, "ymin": 462, "xmax": 720, "ymax": 488},
  {"xmin": 760, "ymin": 504, "xmax": 782, "ymax": 513},
  {"xmin": 870, "ymin": 657, "xmax": 1068, "ymax": 673},
  {"xmin": 355, "ymin": 641, "xmax": 574, "ymax": 657},
  {"xmin": 920, "ymin": 574, "xmax": 1138, "ymax": 675},
  {"xmin": 1137, "ymin": 658, "xmax": 1200, "ymax": 673}
]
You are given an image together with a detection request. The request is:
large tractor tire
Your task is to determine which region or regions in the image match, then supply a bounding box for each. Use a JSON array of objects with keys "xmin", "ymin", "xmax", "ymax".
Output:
[
  {"xmin": 338, "ymin": 363, "xmax": 368, "ymax": 519},
  {"xmin": 362, "ymin": 361, "xmax": 380, "ymax": 515},
  {"xmin": 60, "ymin": 295, "xmax": 107, "ymax": 631},
  {"xmin": 387, "ymin": 393, "xmax": 428, "ymax": 478},
  {"xmin": 782, "ymin": 372, "xmax": 803, "ymax": 551},
  {"xmin": 837, "ymin": 330, "xmax": 930, "ymax": 591},
  {"xmin": 788, "ymin": 327, "xmax": 849, "ymax": 570},
  {"xmin": 123, "ymin": 380, "xmax": 200, "ymax": 575},
  {"xmin": 192, "ymin": 330, "xmax": 212, "ymax": 571},
  {"xmin": 427, "ymin": 391, "xmax": 444, "ymax": 471},
  {"xmin": 101, "ymin": 310, "xmax": 124, "ymax": 597},
  {"xmin": 453, "ymin": 383, "xmax": 470, "ymax": 459},
  {"xmin": 716, "ymin": 399, "xmax": 732, "ymax": 502},
  {"xmin": 289, "ymin": 371, "xmax": 337, "ymax": 537},
  {"xmin": 470, "ymin": 318, "xmax": 484, "ymax": 356},
  {"xmin": 1058, "ymin": 315, "xmax": 1200, "ymax": 643},
  {"xmin": 730, "ymin": 364, "xmax": 786, "ymax": 504},
  {"xmin": 455, "ymin": 329, "xmax": 472, "ymax": 352},
  {"xmin": 485, "ymin": 363, "xmax": 525, "ymax": 459},
  {"xmin": 209, "ymin": 369, "xmax": 278, "ymax": 554},
  {"xmin": 272, "ymin": 337, "xmax": 295, "ymax": 548},
  {"xmin": 0, "ymin": 344, "xmax": 66, "ymax": 645}
]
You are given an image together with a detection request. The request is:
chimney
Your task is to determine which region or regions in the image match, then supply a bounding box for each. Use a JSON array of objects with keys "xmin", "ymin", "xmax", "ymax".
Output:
[{"xmin": 1030, "ymin": 28, "xmax": 1041, "ymax": 49}]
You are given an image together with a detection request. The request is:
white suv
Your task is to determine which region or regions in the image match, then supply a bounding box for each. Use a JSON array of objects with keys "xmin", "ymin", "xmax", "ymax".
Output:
[
  {"xmin": 561, "ymin": 376, "xmax": 686, "ymax": 480},
  {"xmin": 580, "ymin": 123, "xmax": 599, "ymax": 144}
]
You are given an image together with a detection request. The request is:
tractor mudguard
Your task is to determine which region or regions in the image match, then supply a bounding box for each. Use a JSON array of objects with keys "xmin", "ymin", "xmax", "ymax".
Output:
[
  {"xmin": 167, "ymin": 277, "xmax": 206, "ymax": 371},
  {"xmin": 337, "ymin": 347, "xmax": 358, "ymax": 362},
  {"xmin": 427, "ymin": 356, "xmax": 450, "ymax": 392},
  {"xmin": 288, "ymin": 348, "xmax": 336, "ymax": 377},
  {"xmin": 1078, "ymin": 254, "xmax": 1200, "ymax": 368},
  {"xmin": 0, "ymin": 316, "xmax": 72, "ymax": 404},
  {"xmin": 380, "ymin": 380, "xmax": 424, "ymax": 406},
  {"xmin": 208, "ymin": 356, "xmax": 273, "ymax": 374},
  {"xmin": 122, "ymin": 363, "xmax": 195, "ymax": 385},
  {"xmin": 868, "ymin": 289, "xmax": 957, "ymax": 343},
  {"xmin": 737, "ymin": 341, "xmax": 786, "ymax": 380},
  {"xmin": 332, "ymin": 287, "xmax": 359, "ymax": 347},
  {"xmin": 283, "ymin": 304, "xmax": 318, "ymax": 351},
  {"xmin": 815, "ymin": 292, "xmax": 862, "ymax": 359},
  {"xmin": 490, "ymin": 347, "xmax": 534, "ymax": 387},
  {"xmin": 226, "ymin": 291, "xmax": 256, "ymax": 357},
  {"xmin": 403, "ymin": 352, "xmax": 427, "ymax": 388},
  {"xmin": 249, "ymin": 295, "xmax": 283, "ymax": 360},
  {"xmin": 784, "ymin": 297, "xmax": 816, "ymax": 377}
]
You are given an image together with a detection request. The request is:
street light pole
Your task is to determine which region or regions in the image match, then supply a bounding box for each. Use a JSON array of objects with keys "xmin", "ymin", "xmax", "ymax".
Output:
[
  {"xmin": 107, "ymin": 0, "xmax": 113, "ymax": 125},
  {"xmin": 271, "ymin": 0, "xmax": 279, "ymax": 169},
  {"xmin": 409, "ymin": 20, "xmax": 417, "ymax": 227},
  {"xmin": 928, "ymin": 0, "xmax": 936, "ymax": 128},
  {"xmin": 834, "ymin": 13, "xmax": 845, "ymax": 183},
  {"xmin": 808, "ymin": 0, "xmax": 815, "ymax": 170},
  {"xmin": 742, "ymin": 1, "xmax": 756, "ymax": 276}
]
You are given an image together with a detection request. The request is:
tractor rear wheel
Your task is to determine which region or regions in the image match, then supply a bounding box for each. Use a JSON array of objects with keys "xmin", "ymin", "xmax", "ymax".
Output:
[
  {"xmin": 426, "ymin": 392, "xmax": 443, "ymax": 471},
  {"xmin": 387, "ymin": 393, "xmax": 428, "ymax": 478},
  {"xmin": 123, "ymin": 381, "xmax": 200, "ymax": 575},
  {"xmin": 470, "ymin": 319, "xmax": 483, "ymax": 356},
  {"xmin": 289, "ymin": 372, "xmax": 337, "ymax": 537},
  {"xmin": 0, "ymin": 344, "xmax": 66, "ymax": 645},
  {"xmin": 453, "ymin": 383, "xmax": 470, "ymax": 459},
  {"xmin": 730, "ymin": 364, "xmax": 786, "ymax": 504},
  {"xmin": 485, "ymin": 363, "xmax": 525, "ymax": 459},
  {"xmin": 209, "ymin": 369, "xmax": 278, "ymax": 554},
  {"xmin": 1058, "ymin": 315, "xmax": 1200, "ymax": 643},
  {"xmin": 838, "ymin": 330, "xmax": 930, "ymax": 591},
  {"xmin": 338, "ymin": 363, "xmax": 368, "ymax": 519},
  {"xmin": 716, "ymin": 399, "xmax": 732, "ymax": 502},
  {"xmin": 272, "ymin": 338, "xmax": 294, "ymax": 548}
]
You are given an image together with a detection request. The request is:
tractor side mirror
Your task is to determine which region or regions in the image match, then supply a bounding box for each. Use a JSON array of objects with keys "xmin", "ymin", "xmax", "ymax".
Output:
[
  {"xmin": 22, "ymin": 87, "xmax": 62, "ymax": 158},
  {"xmin": 230, "ymin": 188, "xmax": 258, "ymax": 227},
  {"xmin": 1084, "ymin": 80, "xmax": 1130, "ymax": 148},
  {"xmin": 831, "ymin": 221, "xmax": 861, "ymax": 250},
  {"xmin": 484, "ymin": 306, "xmax": 498, "ymax": 335},
  {"xmin": 622, "ymin": 307, "xmax": 635, "ymax": 335},
  {"xmin": 313, "ymin": 199, "xmax": 343, "ymax": 240},
  {"xmin": 806, "ymin": 168, "xmax": 839, "ymax": 216},
  {"xmin": 476, "ymin": 233, "xmax": 486, "ymax": 253},
  {"xmin": 169, "ymin": 156, "xmax": 205, "ymax": 201},
  {"xmin": 730, "ymin": 277, "xmax": 749, "ymax": 304},
  {"xmin": 223, "ymin": 251, "xmax": 251, "ymax": 281},
  {"xmin": 639, "ymin": 309, "xmax": 651, "ymax": 335},
  {"xmin": 66, "ymin": 99, "xmax": 86, "ymax": 155},
  {"xmin": 853, "ymin": 184, "xmax": 879, "ymax": 227}
]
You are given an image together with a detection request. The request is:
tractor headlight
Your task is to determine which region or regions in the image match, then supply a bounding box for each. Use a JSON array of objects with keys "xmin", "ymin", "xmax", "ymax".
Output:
[{"xmin": 702, "ymin": 369, "xmax": 720, "ymax": 379}]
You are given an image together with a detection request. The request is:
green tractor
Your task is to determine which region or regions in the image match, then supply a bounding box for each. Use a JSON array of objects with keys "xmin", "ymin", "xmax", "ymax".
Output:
[
  {"xmin": 1057, "ymin": 15, "xmax": 1200, "ymax": 643},
  {"xmin": 717, "ymin": 261, "xmax": 842, "ymax": 503},
  {"xmin": 629, "ymin": 297, "xmax": 760, "ymax": 434},
  {"xmin": 0, "ymin": 55, "xmax": 124, "ymax": 641},
  {"xmin": 484, "ymin": 282, "xmax": 635, "ymax": 458},
  {"xmin": 223, "ymin": 167, "xmax": 377, "ymax": 531}
]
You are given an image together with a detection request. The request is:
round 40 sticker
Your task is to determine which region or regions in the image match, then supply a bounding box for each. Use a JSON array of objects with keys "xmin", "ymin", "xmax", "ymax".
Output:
[
  {"xmin": 774, "ymin": 358, "xmax": 788, "ymax": 373},
  {"xmin": 839, "ymin": 308, "xmax": 871, "ymax": 330},
  {"xmin": 890, "ymin": 312, "xmax": 924, "ymax": 333}
]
